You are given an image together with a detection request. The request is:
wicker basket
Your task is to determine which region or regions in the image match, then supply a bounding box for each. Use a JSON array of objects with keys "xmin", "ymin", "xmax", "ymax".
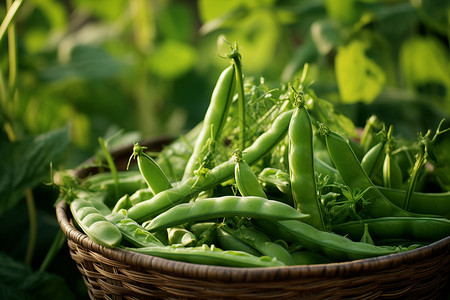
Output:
[{"xmin": 56, "ymin": 137, "xmax": 450, "ymax": 299}]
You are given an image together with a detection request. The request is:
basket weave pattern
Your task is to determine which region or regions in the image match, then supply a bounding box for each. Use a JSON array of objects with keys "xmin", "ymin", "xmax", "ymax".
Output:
[{"xmin": 57, "ymin": 200, "xmax": 450, "ymax": 299}]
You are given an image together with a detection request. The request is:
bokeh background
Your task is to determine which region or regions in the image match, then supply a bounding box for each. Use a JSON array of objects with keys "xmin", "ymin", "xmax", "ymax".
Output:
[{"xmin": 1, "ymin": 0, "xmax": 449, "ymax": 298}]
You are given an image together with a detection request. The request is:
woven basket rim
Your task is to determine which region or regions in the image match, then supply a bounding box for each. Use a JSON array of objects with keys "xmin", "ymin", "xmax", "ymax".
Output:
[{"xmin": 56, "ymin": 200, "xmax": 450, "ymax": 282}]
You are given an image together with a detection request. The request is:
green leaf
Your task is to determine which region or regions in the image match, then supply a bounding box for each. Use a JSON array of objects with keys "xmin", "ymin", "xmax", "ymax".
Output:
[
  {"xmin": 0, "ymin": 127, "xmax": 70, "ymax": 217},
  {"xmin": 400, "ymin": 37, "xmax": 450, "ymax": 96},
  {"xmin": 310, "ymin": 19, "xmax": 341, "ymax": 55},
  {"xmin": 148, "ymin": 40, "xmax": 196, "ymax": 79},
  {"xmin": 335, "ymin": 39, "xmax": 386, "ymax": 104},
  {"xmin": 0, "ymin": 252, "xmax": 75, "ymax": 300}
]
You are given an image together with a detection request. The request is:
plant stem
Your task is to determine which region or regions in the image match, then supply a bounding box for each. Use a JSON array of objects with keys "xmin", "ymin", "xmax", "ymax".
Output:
[
  {"xmin": 25, "ymin": 188, "xmax": 37, "ymax": 265},
  {"xmin": 99, "ymin": 137, "xmax": 119, "ymax": 199},
  {"xmin": 39, "ymin": 229, "xmax": 66, "ymax": 272},
  {"xmin": 0, "ymin": 0, "xmax": 23, "ymax": 43}
]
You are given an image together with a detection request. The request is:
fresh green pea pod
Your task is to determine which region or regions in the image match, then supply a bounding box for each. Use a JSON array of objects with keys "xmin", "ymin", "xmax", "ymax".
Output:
[
  {"xmin": 130, "ymin": 143, "xmax": 172, "ymax": 195},
  {"xmin": 383, "ymin": 153, "xmax": 403, "ymax": 189},
  {"xmin": 226, "ymin": 225, "xmax": 295, "ymax": 265},
  {"xmin": 84, "ymin": 171, "xmax": 147, "ymax": 207},
  {"xmin": 360, "ymin": 115, "xmax": 384, "ymax": 154},
  {"xmin": 216, "ymin": 227, "xmax": 261, "ymax": 256},
  {"xmin": 112, "ymin": 194, "xmax": 133, "ymax": 213},
  {"xmin": 288, "ymin": 98, "xmax": 325, "ymax": 230},
  {"xmin": 70, "ymin": 198, "xmax": 122, "ymax": 248},
  {"xmin": 167, "ymin": 227, "xmax": 197, "ymax": 246},
  {"xmin": 256, "ymin": 219, "xmax": 404, "ymax": 261},
  {"xmin": 377, "ymin": 186, "xmax": 450, "ymax": 218},
  {"xmin": 127, "ymin": 110, "xmax": 294, "ymax": 222},
  {"xmin": 144, "ymin": 196, "xmax": 309, "ymax": 232},
  {"xmin": 332, "ymin": 217, "xmax": 450, "ymax": 243},
  {"xmin": 189, "ymin": 222, "xmax": 217, "ymax": 237},
  {"xmin": 129, "ymin": 188, "xmax": 153, "ymax": 206},
  {"xmin": 195, "ymin": 223, "xmax": 219, "ymax": 246},
  {"xmin": 123, "ymin": 244, "xmax": 284, "ymax": 268},
  {"xmin": 234, "ymin": 149, "xmax": 267, "ymax": 198},
  {"xmin": 382, "ymin": 126, "xmax": 403, "ymax": 189},
  {"xmin": 361, "ymin": 141, "xmax": 385, "ymax": 180},
  {"xmin": 290, "ymin": 250, "xmax": 332, "ymax": 265},
  {"xmin": 106, "ymin": 211, "xmax": 162, "ymax": 247},
  {"xmin": 183, "ymin": 65, "xmax": 236, "ymax": 180},
  {"xmin": 321, "ymin": 128, "xmax": 418, "ymax": 218}
]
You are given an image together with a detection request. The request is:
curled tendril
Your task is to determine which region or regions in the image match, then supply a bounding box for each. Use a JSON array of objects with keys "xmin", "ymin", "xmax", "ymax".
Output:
[{"xmin": 317, "ymin": 122, "xmax": 330, "ymax": 136}]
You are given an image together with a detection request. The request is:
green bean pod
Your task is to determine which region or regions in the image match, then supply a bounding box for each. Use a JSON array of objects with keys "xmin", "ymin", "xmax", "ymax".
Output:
[
  {"xmin": 234, "ymin": 149, "xmax": 267, "ymax": 198},
  {"xmin": 106, "ymin": 211, "xmax": 162, "ymax": 247},
  {"xmin": 70, "ymin": 198, "xmax": 122, "ymax": 248},
  {"xmin": 144, "ymin": 196, "xmax": 309, "ymax": 232},
  {"xmin": 323, "ymin": 129, "xmax": 415, "ymax": 218},
  {"xmin": 256, "ymin": 219, "xmax": 403, "ymax": 261},
  {"xmin": 183, "ymin": 65, "xmax": 236, "ymax": 180},
  {"xmin": 123, "ymin": 244, "xmax": 285, "ymax": 268},
  {"xmin": 332, "ymin": 217, "xmax": 450, "ymax": 243},
  {"xmin": 289, "ymin": 101, "xmax": 325, "ymax": 230},
  {"xmin": 127, "ymin": 110, "xmax": 294, "ymax": 222}
]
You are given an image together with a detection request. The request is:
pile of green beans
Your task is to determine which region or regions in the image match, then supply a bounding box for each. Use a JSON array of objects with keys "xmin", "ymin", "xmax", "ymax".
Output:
[{"xmin": 64, "ymin": 48, "xmax": 450, "ymax": 268}]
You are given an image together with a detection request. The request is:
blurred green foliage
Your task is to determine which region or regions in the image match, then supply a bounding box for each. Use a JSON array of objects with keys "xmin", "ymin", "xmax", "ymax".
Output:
[{"xmin": 0, "ymin": 0, "xmax": 449, "ymax": 298}]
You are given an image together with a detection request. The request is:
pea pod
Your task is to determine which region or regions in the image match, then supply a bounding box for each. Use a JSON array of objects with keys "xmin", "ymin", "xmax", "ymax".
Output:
[
  {"xmin": 256, "ymin": 219, "xmax": 404, "ymax": 261},
  {"xmin": 288, "ymin": 95, "xmax": 325, "ymax": 230},
  {"xmin": 225, "ymin": 225, "xmax": 295, "ymax": 265},
  {"xmin": 361, "ymin": 130, "xmax": 386, "ymax": 181},
  {"xmin": 129, "ymin": 143, "xmax": 172, "ymax": 195},
  {"xmin": 216, "ymin": 227, "xmax": 261, "ymax": 256},
  {"xmin": 144, "ymin": 196, "xmax": 309, "ymax": 232},
  {"xmin": 234, "ymin": 149, "xmax": 267, "ymax": 198},
  {"xmin": 112, "ymin": 194, "xmax": 132, "ymax": 213},
  {"xmin": 332, "ymin": 217, "xmax": 450, "ymax": 243},
  {"xmin": 106, "ymin": 211, "xmax": 162, "ymax": 247},
  {"xmin": 127, "ymin": 110, "xmax": 294, "ymax": 222},
  {"xmin": 123, "ymin": 244, "xmax": 285, "ymax": 268},
  {"xmin": 183, "ymin": 65, "xmax": 236, "ymax": 180},
  {"xmin": 382, "ymin": 126, "xmax": 403, "ymax": 189},
  {"xmin": 167, "ymin": 227, "xmax": 197, "ymax": 246},
  {"xmin": 70, "ymin": 198, "xmax": 122, "ymax": 248},
  {"xmin": 322, "ymin": 128, "xmax": 416, "ymax": 218},
  {"xmin": 377, "ymin": 186, "xmax": 450, "ymax": 218}
]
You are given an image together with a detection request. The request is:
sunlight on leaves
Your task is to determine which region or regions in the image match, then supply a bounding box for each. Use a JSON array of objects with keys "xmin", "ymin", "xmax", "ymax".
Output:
[{"xmin": 335, "ymin": 40, "xmax": 386, "ymax": 104}]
